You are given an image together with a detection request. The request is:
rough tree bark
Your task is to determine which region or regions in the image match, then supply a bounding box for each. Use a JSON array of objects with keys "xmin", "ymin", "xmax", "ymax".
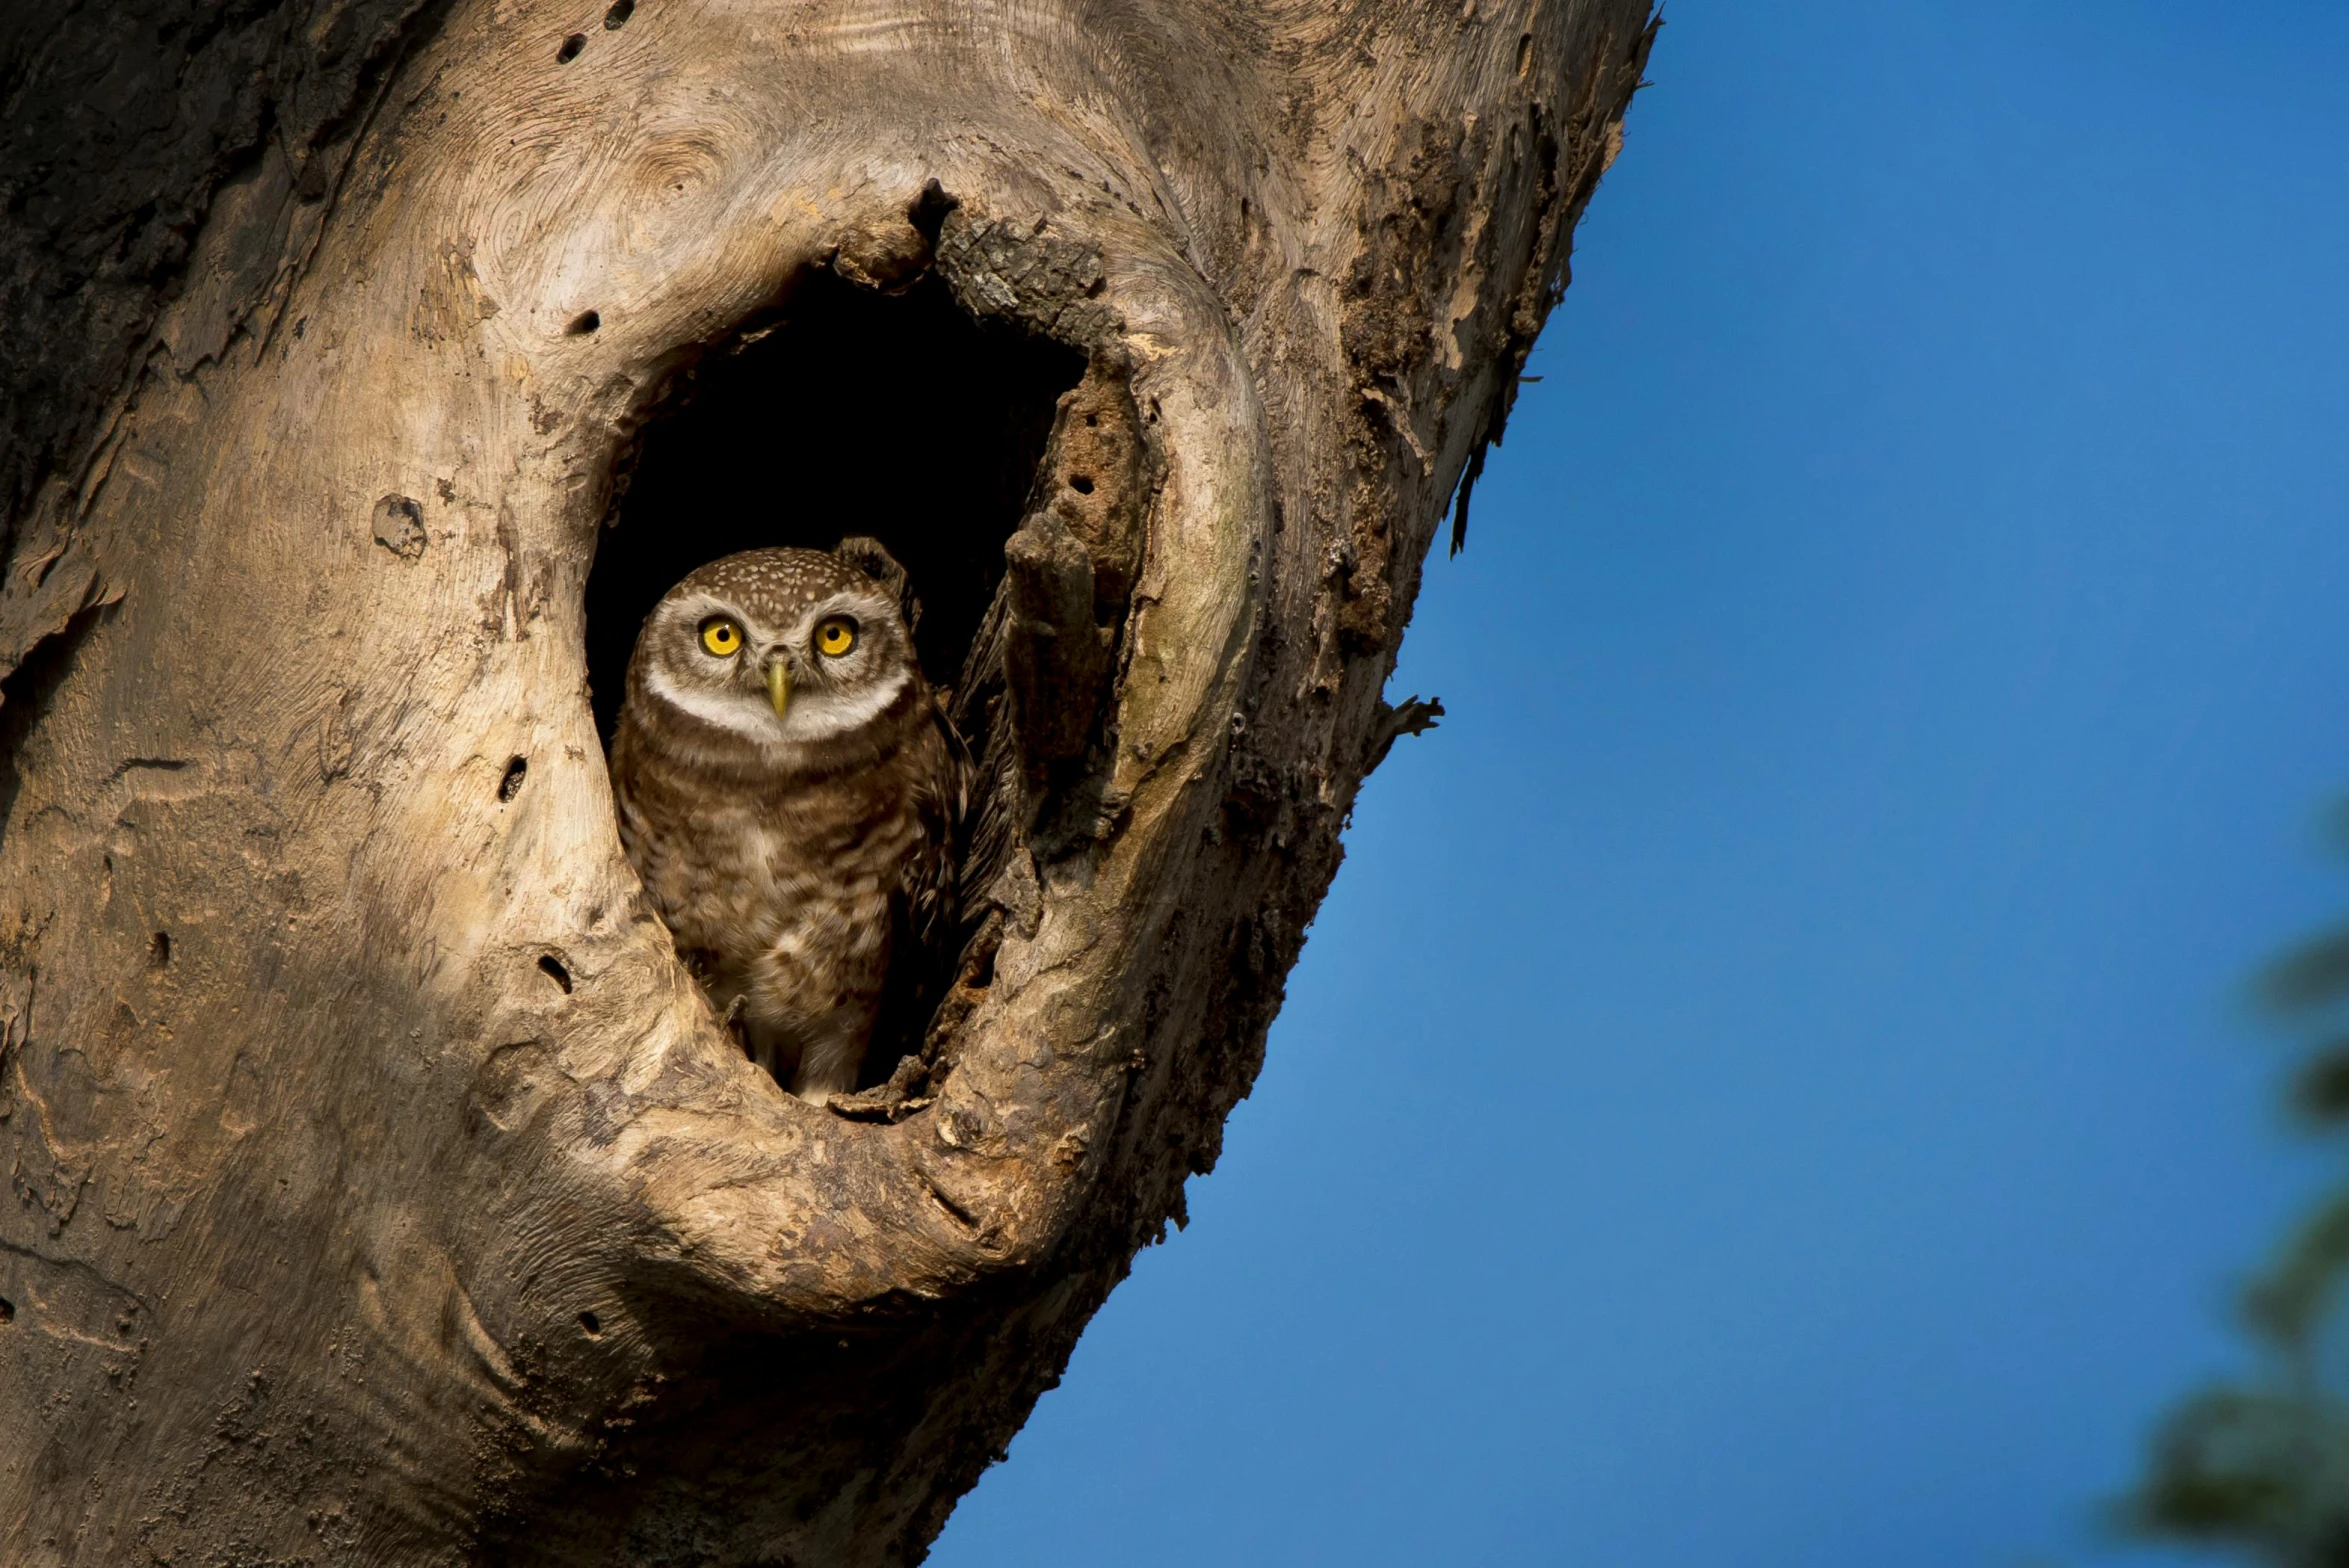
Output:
[{"xmin": 0, "ymin": 1, "xmax": 1653, "ymax": 1562}]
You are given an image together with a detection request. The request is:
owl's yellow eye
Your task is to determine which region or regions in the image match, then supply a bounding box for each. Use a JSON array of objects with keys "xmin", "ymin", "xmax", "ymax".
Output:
[
  {"xmin": 815, "ymin": 616, "xmax": 858, "ymax": 658},
  {"xmin": 698, "ymin": 618, "xmax": 743, "ymax": 657}
]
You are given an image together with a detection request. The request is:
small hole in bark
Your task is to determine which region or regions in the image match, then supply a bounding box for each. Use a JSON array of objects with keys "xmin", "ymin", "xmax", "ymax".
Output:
[
  {"xmin": 498, "ymin": 756, "xmax": 528, "ymax": 801},
  {"xmin": 1067, "ymin": 473, "xmax": 1094, "ymax": 495},
  {"xmin": 557, "ymin": 31, "xmax": 587, "ymax": 62},
  {"xmin": 578, "ymin": 1310, "xmax": 602, "ymax": 1335},
  {"xmin": 567, "ymin": 310, "xmax": 601, "ymax": 335},
  {"xmin": 0, "ymin": 1296, "xmax": 13, "ymax": 1324},
  {"xmin": 150, "ymin": 931, "xmax": 171, "ymax": 968},
  {"xmin": 372, "ymin": 493, "xmax": 426, "ymax": 559},
  {"xmin": 908, "ymin": 178, "xmax": 960, "ymax": 240},
  {"xmin": 603, "ymin": 0, "xmax": 633, "ymax": 26},
  {"xmin": 539, "ymin": 955, "xmax": 573, "ymax": 993}
]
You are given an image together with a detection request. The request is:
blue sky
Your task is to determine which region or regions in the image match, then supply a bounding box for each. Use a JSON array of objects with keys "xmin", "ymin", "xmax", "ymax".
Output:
[{"xmin": 932, "ymin": 4, "xmax": 2349, "ymax": 1564}]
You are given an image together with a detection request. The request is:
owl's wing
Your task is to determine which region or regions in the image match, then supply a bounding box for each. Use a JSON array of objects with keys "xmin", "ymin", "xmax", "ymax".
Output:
[
  {"xmin": 866, "ymin": 695, "xmax": 974, "ymax": 1076},
  {"xmin": 901, "ymin": 695, "xmax": 972, "ymax": 963}
]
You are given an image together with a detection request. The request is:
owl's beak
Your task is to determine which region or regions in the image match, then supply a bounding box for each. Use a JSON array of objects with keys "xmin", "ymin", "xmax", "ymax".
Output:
[{"xmin": 764, "ymin": 655, "xmax": 792, "ymax": 718}]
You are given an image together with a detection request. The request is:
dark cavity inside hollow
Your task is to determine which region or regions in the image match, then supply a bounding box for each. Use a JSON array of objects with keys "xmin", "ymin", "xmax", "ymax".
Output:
[{"xmin": 586, "ymin": 272, "xmax": 1085, "ymax": 741}]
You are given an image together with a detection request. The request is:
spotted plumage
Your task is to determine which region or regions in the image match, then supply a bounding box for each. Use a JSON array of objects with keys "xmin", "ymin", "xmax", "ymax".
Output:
[{"xmin": 609, "ymin": 540, "xmax": 965, "ymax": 1102}]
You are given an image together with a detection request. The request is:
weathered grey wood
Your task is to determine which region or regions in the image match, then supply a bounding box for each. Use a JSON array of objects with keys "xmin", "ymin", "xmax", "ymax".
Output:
[{"xmin": 0, "ymin": 1, "xmax": 1653, "ymax": 1561}]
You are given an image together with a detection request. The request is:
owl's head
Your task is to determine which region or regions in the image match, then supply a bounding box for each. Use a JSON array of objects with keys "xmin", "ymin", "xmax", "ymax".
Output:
[{"xmin": 624, "ymin": 541, "xmax": 924, "ymax": 768}]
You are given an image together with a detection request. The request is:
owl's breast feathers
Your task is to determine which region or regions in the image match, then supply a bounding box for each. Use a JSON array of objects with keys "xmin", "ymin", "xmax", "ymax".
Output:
[{"xmin": 609, "ymin": 681, "xmax": 967, "ymax": 1042}]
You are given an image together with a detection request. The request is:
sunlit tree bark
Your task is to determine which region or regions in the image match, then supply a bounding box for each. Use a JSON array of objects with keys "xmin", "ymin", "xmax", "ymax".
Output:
[{"xmin": 0, "ymin": 1, "xmax": 1653, "ymax": 1560}]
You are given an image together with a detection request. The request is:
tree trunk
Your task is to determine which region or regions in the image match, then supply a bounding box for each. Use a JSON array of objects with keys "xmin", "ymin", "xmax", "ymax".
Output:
[{"xmin": 0, "ymin": 1, "xmax": 1652, "ymax": 1561}]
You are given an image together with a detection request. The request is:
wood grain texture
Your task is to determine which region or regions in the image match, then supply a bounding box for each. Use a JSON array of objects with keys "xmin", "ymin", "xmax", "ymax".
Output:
[{"xmin": 0, "ymin": 0, "xmax": 1655, "ymax": 1560}]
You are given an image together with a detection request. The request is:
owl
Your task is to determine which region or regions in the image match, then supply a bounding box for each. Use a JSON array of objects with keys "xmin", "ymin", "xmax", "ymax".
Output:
[{"xmin": 609, "ymin": 540, "xmax": 965, "ymax": 1103}]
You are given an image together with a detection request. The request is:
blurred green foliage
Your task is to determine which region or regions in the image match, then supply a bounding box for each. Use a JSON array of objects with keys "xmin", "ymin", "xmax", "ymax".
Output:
[{"xmin": 2129, "ymin": 813, "xmax": 2349, "ymax": 1566}]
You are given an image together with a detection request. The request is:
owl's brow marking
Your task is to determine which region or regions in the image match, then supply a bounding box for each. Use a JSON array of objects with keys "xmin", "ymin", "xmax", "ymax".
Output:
[
  {"xmin": 794, "ymin": 591, "xmax": 897, "ymax": 643},
  {"xmin": 666, "ymin": 592, "xmax": 762, "ymax": 639}
]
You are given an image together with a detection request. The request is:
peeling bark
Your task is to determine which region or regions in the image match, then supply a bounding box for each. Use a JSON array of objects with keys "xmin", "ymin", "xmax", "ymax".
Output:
[{"xmin": 0, "ymin": 1, "xmax": 1655, "ymax": 1561}]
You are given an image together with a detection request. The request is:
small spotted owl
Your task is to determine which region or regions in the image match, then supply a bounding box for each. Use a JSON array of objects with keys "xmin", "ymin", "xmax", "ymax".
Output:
[{"xmin": 609, "ymin": 541, "xmax": 965, "ymax": 1103}]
